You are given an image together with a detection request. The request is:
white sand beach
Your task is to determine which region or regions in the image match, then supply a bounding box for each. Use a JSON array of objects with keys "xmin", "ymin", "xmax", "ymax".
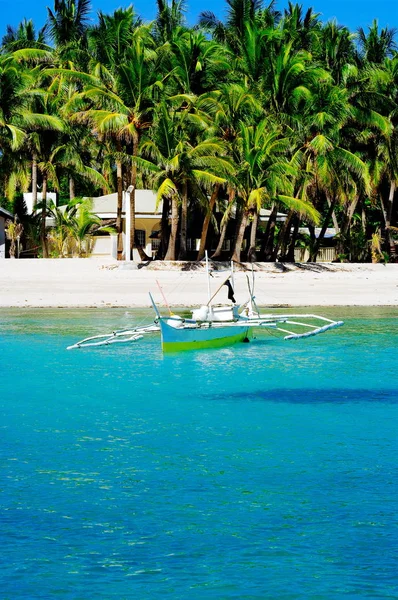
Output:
[{"xmin": 0, "ymin": 259, "xmax": 397, "ymax": 308}]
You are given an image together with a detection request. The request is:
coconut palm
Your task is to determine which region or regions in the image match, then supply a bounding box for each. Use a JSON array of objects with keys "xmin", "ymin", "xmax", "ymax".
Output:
[
  {"xmin": 87, "ymin": 7, "xmax": 143, "ymax": 257},
  {"xmin": 281, "ymin": 2, "xmax": 321, "ymax": 52},
  {"xmin": 293, "ymin": 79, "xmax": 373, "ymax": 261},
  {"xmin": 46, "ymin": 198, "xmax": 75, "ymax": 256},
  {"xmin": 153, "ymin": 0, "xmax": 187, "ymax": 44},
  {"xmin": 194, "ymin": 84, "xmax": 263, "ymax": 259},
  {"xmin": 362, "ymin": 56, "xmax": 398, "ymax": 257},
  {"xmin": 67, "ymin": 198, "xmax": 114, "ymax": 256},
  {"xmin": 47, "ymin": 0, "xmax": 91, "ymax": 66},
  {"xmin": 166, "ymin": 30, "xmax": 231, "ymax": 96},
  {"xmin": 357, "ymin": 20, "xmax": 397, "ymax": 64},
  {"xmin": 45, "ymin": 197, "xmax": 114, "ymax": 256},
  {"xmin": 317, "ymin": 21, "xmax": 356, "ymax": 84},
  {"xmin": 2, "ymin": 19, "xmax": 48, "ymax": 53},
  {"xmin": 229, "ymin": 119, "xmax": 319, "ymax": 262},
  {"xmin": 133, "ymin": 101, "xmax": 231, "ymax": 260},
  {"xmin": 57, "ymin": 26, "xmax": 165, "ymax": 259}
]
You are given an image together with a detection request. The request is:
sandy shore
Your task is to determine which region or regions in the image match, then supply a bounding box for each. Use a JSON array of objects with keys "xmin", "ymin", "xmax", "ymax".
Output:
[{"xmin": 0, "ymin": 258, "xmax": 397, "ymax": 308}]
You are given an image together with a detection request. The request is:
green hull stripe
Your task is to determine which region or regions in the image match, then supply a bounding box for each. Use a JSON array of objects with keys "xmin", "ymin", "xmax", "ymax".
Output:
[{"xmin": 162, "ymin": 328, "xmax": 252, "ymax": 352}]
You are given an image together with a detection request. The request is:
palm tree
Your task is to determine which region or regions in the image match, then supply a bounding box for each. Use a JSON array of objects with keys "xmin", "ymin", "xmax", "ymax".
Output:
[
  {"xmin": 281, "ymin": 2, "xmax": 321, "ymax": 52},
  {"xmin": 167, "ymin": 30, "xmax": 231, "ymax": 96},
  {"xmin": 46, "ymin": 198, "xmax": 75, "ymax": 256},
  {"xmin": 363, "ymin": 56, "xmax": 398, "ymax": 258},
  {"xmin": 294, "ymin": 81, "xmax": 372, "ymax": 261},
  {"xmin": 317, "ymin": 21, "xmax": 356, "ymax": 84},
  {"xmin": 0, "ymin": 54, "xmax": 31, "ymax": 152},
  {"xmin": 229, "ymin": 119, "xmax": 319, "ymax": 262},
  {"xmin": 1, "ymin": 19, "xmax": 48, "ymax": 53},
  {"xmin": 357, "ymin": 20, "xmax": 397, "ymax": 64},
  {"xmin": 87, "ymin": 7, "xmax": 142, "ymax": 257},
  {"xmin": 196, "ymin": 84, "xmax": 262, "ymax": 259},
  {"xmin": 57, "ymin": 26, "xmax": 165, "ymax": 259},
  {"xmin": 68, "ymin": 198, "xmax": 113, "ymax": 256},
  {"xmin": 134, "ymin": 101, "xmax": 231, "ymax": 260},
  {"xmin": 45, "ymin": 197, "xmax": 114, "ymax": 256},
  {"xmin": 153, "ymin": 0, "xmax": 187, "ymax": 44},
  {"xmin": 47, "ymin": 0, "xmax": 91, "ymax": 66}
]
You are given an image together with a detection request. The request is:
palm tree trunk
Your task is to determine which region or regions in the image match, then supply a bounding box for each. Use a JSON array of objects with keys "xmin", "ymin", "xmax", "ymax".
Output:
[
  {"xmin": 263, "ymin": 205, "xmax": 277, "ymax": 261},
  {"xmin": 336, "ymin": 195, "xmax": 359, "ymax": 257},
  {"xmin": 326, "ymin": 194, "xmax": 340, "ymax": 233},
  {"xmin": 130, "ymin": 134, "xmax": 138, "ymax": 259},
  {"xmin": 386, "ymin": 181, "xmax": 396, "ymax": 255},
  {"xmin": 211, "ymin": 188, "xmax": 235, "ymax": 259},
  {"xmin": 116, "ymin": 159, "xmax": 123, "ymax": 260},
  {"xmin": 310, "ymin": 197, "xmax": 337, "ymax": 262},
  {"xmin": 272, "ymin": 209, "xmax": 294, "ymax": 261},
  {"xmin": 286, "ymin": 216, "xmax": 300, "ymax": 262},
  {"xmin": 164, "ymin": 194, "xmax": 179, "ymax": 261},
  {"xmin": 231, "ymin": 210, "xmax": 248, "ymax": 263},
  {"xmin": 247, "ymin": 210, "xmax": 258, "ymax": 262},
  {"xmin": 32, "ymin": 155, "xmax": 38, "ymax": 209},
  {"xmin": 160, "ymin": 197, "xmax": 170, "ymax": 259},
  {"xmin": 387, "ymin": 181, "xmax": 396, "ymax": 225},
  {"xmin": 178, "ymin": 180, "xmax": 188, "ymax": 260},
  {"xmin": 41, "ymin": 175, "xmax": 48, "ymax": 258},
  {"xmin": 211, "ymin": 221, "xmax": 227, "ymax": 259},
  {"xmin": 69, "ymin": 177, "xmax": 75, "ymax": 201},
  {"xmin": 360, "ymin": 206, "xmax": 368, "ymax": 261},
  {"xmin": 130, "ymin": 134, "xmax": 151, "ymax": 261},
  {"xmin": 197, "ymin": 183, "xmax": 220, "ymax": 261}
]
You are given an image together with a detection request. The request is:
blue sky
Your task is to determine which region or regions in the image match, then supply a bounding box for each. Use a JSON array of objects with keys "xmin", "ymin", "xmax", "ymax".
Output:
[{"xmin": 1, "ymin": 0, "xmax": 397, "ymax": 38}]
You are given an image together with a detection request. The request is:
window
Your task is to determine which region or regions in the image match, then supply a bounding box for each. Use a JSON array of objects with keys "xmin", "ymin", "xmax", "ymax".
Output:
[
  {"xmin": 135, "ymin": 230, "xmax": 146, "ymax": 247},
  {"xmin": 187, "ymin": 238, "xmax": 199, "ymax": 251},
  {"xmin": 151, "ymin": 238, "xmax": 161, "ymax": 255}
]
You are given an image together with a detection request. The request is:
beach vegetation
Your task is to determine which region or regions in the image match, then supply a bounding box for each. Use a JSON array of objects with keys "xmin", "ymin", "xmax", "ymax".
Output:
[
  {"xmin": 5, "ymin": 217, "xmax": 23, "ymax": 258},
  {"xmin": 44, "ymin": 197, "xmax": 115, "ymax": 257},
  {"xmin": 0, "ymin": 0, "xmax": 397, "ymax": 262}
]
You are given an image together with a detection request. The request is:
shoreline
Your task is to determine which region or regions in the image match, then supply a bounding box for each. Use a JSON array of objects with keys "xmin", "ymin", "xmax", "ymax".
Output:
[{"xmin": 0, "ymin": 259, "xmax": 397, "ymax": 308}]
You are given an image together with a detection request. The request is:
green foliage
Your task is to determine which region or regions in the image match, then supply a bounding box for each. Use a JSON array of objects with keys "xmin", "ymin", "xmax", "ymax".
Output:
[{"xmin": 0, "ymin": 1, "xmax": 397, "ymax": 262}]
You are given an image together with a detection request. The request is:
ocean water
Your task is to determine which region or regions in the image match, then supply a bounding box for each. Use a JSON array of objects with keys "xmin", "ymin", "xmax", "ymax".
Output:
[{"xmin": 0, "ymin": 307, "xmax": 397, "ymax": 600}]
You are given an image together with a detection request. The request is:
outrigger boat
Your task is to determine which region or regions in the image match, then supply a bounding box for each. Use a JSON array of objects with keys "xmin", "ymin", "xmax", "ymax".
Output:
[{"xmin": 67, "ymin": 257, "xmax": 343, "ymax": 353}]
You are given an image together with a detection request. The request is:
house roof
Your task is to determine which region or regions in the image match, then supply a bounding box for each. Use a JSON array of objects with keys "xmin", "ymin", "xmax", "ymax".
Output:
[
  {"xmin": 91, "ymin": 191, "xmax": 286, "ymax": 222},
  {"xmin": 92, "ymin": 190, "xmax": 162, "ymax": 218},
  {"xmin": 299, "ymin": 227, "xmax": 336, "ymax": 239},
  {"xmin": 0, "ymin": 207, "xmax": 14, "ymax": 220},
  {"xmin": 259, "ymin": 207, "xmax": 286, "ymax": 221}
]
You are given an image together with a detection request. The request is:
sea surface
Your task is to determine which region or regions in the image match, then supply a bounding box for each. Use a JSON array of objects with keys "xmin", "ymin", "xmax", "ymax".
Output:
[{"xmin": 1, "ymin": 307, "xmax": 397, "ymax": 599}]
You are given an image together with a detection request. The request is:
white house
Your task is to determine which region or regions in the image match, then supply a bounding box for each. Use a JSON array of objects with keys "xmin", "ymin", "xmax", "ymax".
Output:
[
  {"xmin": 91, "ymin": 190, "xmax": 163, "ymax": 260},
  {"xmin": 23, "ymin": 192, "xmax": 57, "ymax": 214}
]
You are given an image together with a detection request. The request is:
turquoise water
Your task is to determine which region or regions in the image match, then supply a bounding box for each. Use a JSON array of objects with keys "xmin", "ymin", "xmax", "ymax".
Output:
[{"xmin": 1, "ymin": 307, "xmax": 397, "ymax": 599}]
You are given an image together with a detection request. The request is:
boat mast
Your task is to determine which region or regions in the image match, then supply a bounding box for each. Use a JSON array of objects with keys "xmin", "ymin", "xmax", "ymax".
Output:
[{"xmin": 205, "ymin": 250, "xmax": 212, "ymax": 305}]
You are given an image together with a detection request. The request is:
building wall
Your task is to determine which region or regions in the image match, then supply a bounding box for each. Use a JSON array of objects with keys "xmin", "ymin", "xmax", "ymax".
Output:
[
  {"xmin": 0, "ymin": 216, "xmax": 6, "ymax": 258},
  {"xmin": 131, "ymin": 217, "xmax": 161, "ymax": 259},
  {"xmin": 91, "ymin": 234, "xmax": 117, "ymax": 258},
  {"xmin": 294, "ymin": 247, "xmax": 336, "ymax": 262},
  {"xmin": 90, "ymin": 217, "xmax": 162, "ymax": 259},
  {"xmin": 23, "ymin": 192, "xmax": 57, "ymax": 214}
]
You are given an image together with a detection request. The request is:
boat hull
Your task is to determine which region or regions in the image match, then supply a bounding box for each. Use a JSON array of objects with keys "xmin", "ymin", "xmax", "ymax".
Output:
[{"xmin": 160, "ymin": 320, "xmax": 252, "ymax": 352}]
